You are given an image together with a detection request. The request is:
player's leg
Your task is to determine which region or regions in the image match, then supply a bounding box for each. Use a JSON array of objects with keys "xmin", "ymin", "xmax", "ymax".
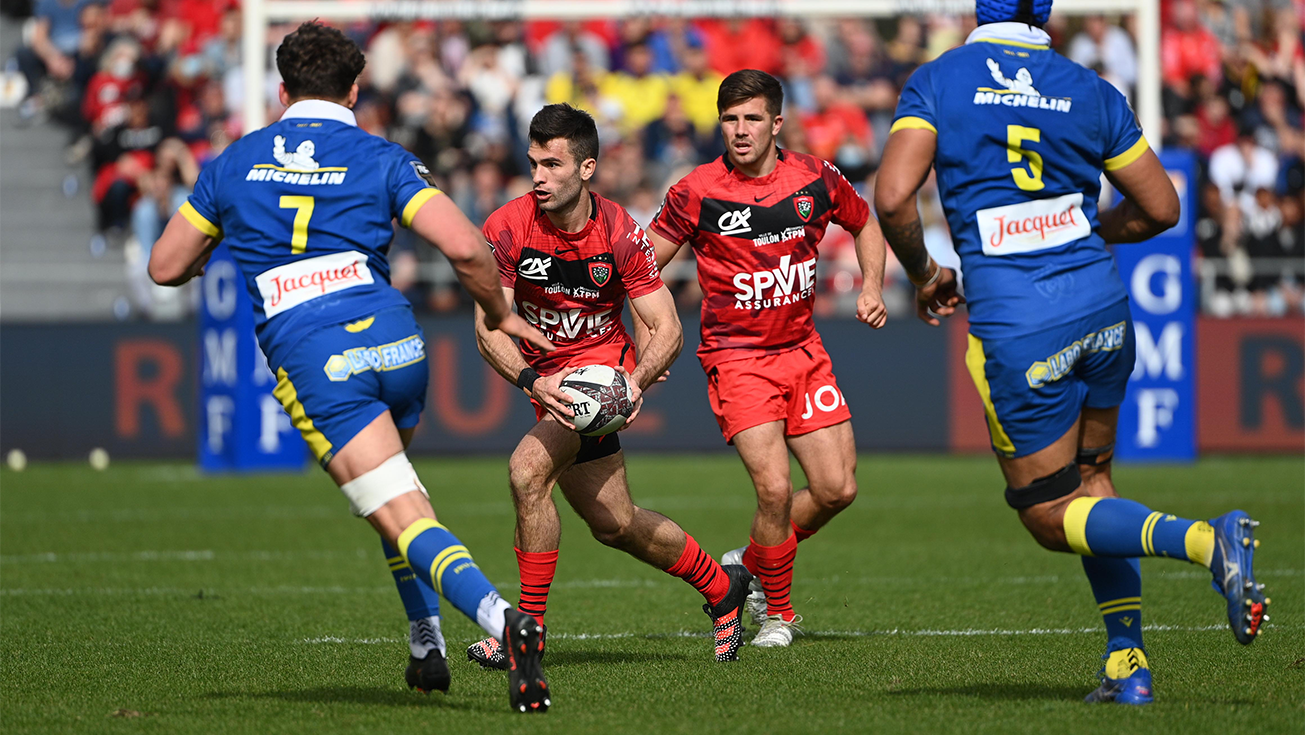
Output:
[
  {"xmin": 466, "ymin": 418, "xmax": 577, "ymax": 670},
  {"xmin": 787, "ymin": 420, "xmax": 858, "ymax": 539},
  {"xmin": 555, "ymin": 448, "xmax": 752, "ymax": 661}
]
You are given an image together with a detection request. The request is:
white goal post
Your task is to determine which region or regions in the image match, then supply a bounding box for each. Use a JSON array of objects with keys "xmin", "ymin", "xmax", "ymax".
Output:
[{"xmin": 242, "ymin": 0, "xmax": 1161, "ymax": 146}]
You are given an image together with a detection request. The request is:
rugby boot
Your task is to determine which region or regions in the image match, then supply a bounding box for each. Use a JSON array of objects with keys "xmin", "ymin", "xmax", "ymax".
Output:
[
  {"xmin": 751, "ymin": 613, "xmax": 804, "ymax": 648},
  {"xmin": 504, "ymin": 608, "xmax": 550, "ymax": 713},
  {"xmin": 1209, "ymin": 511, "xmax": 1269, "ymax": 645},
  {"xmin": 1084, "ymin": 639, "xmax": 1153, "ymax": 705},
  {"xmin": 468, "ymin": 625, "xmax": 546, "ymax": 670},
  {"xmin": 721, "ymin": 546, "xmax": 767, "ymax": 626},
  {"xmin": 705, "ymin": 564, "xmax": 754, "ymax": 662},
  {"xmin": 404, "ymin": 650, "xmax": 451, "ymax": 694}
]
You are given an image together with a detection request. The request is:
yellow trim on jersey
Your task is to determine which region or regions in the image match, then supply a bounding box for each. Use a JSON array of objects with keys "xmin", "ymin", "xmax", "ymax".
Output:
[
  {"xmin": 401, "ymin": 188, "xmax": 442, "ymax": 228},
  {"xmin": 1063, "ymin": 497, "xmax": 1102, "ymax": 556},
  {"xmin": 253, "ymin": 164, "xmax": 350, "ymax": 173},
  {"xmin": 180, "ymin": 201, "xmax": 220, "ymax": 238},
  {"xmin": 890, "ymin": 116, "xmax": 938, "ymax": 135},
  {"xmin": 272, "ymin": 368, "xmax": 333, "ymax": 462},
  {"xmin": 1104, "ymin": 136, "xmax": 1150, "ymax": 171},
  {"xmin": 972, "ymin": 38, "xmax": 1051, "ymax": 50},
  {"xmin": 396, "ymin": 518, "xmax": 444, "ymax": 561},
  {"xmin": 344, "ymin": 316, "xmax": 375, "ymax": 333},
  {"xmin": 964, "ymin": 334, "xmax": 1016, "ymax": 456}
]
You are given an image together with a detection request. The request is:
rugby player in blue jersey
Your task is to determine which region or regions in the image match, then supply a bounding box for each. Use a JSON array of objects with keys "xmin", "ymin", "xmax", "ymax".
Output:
[
  {"xmin": 875, "ymin": 0, "xmax": 1269, "ymax": 705},
  {"xmin": 148, "ymin": 22, "xmax": 554, "ymax": 713}
]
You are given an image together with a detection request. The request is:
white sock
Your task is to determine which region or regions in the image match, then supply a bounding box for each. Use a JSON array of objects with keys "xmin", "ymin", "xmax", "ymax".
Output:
[
  {"xmin": 476, "ymin": 591, "xmax": 512, "ymax": 641},
  {"xmin": 409, "ymin": 615, "xmax": 446, "ymax": 658}
]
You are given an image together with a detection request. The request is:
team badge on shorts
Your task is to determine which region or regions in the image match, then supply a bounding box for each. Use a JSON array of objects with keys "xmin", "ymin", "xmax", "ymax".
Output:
[
  {"xmin": 588, "ymin": 261, "xmax": 612, "ymax": 287},
  {"xmin": 794, "ymin": 196, "xmax": 814, "ymax": 222}
]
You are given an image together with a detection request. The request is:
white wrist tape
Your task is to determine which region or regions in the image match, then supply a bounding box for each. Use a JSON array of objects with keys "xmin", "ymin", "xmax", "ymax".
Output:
[{"xmin": 339, "ymin": 452, "xmax": 429, "ymax": 517}]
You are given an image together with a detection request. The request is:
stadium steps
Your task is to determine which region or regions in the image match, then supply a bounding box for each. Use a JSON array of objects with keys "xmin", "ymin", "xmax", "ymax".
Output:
[{"xmin": 0, "ymin": 17, "xmax": 127, "ymax": 321}]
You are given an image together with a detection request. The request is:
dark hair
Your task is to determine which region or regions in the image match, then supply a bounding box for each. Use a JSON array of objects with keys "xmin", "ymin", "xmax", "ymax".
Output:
[
  {"xmin": 276, "ymin": 21, "xmax": 366, "ymax": 101},
  {"xmin": 717, "ymin": 69, "xmax": 783, "ymax": 117},
  {"xmin": 528, "ymin": 103, "xmax": 600, "ymax": 163}
]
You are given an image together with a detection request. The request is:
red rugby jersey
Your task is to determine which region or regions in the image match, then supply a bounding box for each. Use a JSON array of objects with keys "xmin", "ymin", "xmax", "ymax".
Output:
[
  {"xmin": 486, "ymin": 192, "xmax": 663, "ymax": 375},
  {"xmin": 650, "ymin": 149, "xmax": 870, "ymax": 369}
]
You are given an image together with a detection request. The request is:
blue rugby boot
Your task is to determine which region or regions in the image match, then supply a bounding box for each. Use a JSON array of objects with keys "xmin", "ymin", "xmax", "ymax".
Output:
[
  {"xmin": 1209, "ymin": 511, "xmax": 1269, "ymax": 645},
  {"xmin": 1084, "ymin": 640, "xmax": 1153, "ymax": 705}
]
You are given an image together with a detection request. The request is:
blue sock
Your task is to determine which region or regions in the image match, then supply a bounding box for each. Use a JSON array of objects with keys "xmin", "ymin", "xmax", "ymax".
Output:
[
  {"xmin": 382, "ymin": 538, "xmax": 440, "ymax": 620},
  {"xmin": 1081, "ymin": 556, "xmax": 1144, "ymax": 649},
  {"xmin": 1064, "ymin": 497, "xmax": 1215, "ymax": 566},
  {"xmin": 397, "ymin": 518, "xmax": 507, "ymax": 637}
]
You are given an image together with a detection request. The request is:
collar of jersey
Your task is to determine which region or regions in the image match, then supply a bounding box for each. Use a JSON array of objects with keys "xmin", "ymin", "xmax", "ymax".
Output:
[
  {"xmin": 965, "ymin": 22, "xmax": 1051, "ymax": 50},
  {"xmin": 280, "ymin": 99, "xmax": 357, "ymax": 127}
]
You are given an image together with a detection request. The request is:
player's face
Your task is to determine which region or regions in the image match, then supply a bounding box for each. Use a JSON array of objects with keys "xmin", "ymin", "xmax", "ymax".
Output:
[
  {"xmin": 527, "ymin": 138, "xmax": 595, "ymax": 213},
  {"xmin": 720, "ymin": 98, "xmax": 783, "ymax": 168}
]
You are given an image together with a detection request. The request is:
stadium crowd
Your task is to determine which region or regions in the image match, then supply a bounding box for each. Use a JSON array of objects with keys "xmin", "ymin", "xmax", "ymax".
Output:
[{"xmin": 8, "ymin": 0, "xmax": 1304, "ymax": 318}]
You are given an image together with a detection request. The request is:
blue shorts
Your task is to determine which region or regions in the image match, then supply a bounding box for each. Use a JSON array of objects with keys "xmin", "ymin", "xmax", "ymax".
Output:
[
  {"xmin": 965, "ymin": 300, "xmax": 1134, "ymax": 459},
  {"xmin": 270, "ymin": 306, "xmax": 428, "ymax": 467}
]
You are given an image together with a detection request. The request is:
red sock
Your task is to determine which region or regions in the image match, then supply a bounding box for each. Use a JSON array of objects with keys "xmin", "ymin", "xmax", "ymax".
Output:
[
  {"xmin": 791, "ymin": 520, "xmax": 817, "ymax": 543},
  {"xmin": 666, "ymin": 534, "xmax": 731, "ymax": 607},
  {"xmin": 745, "ymin": 534, "xmax": 798, "ymax": 621},
  {"xmin": 515, "ymin": 547, "xmax": 557, "ymax": 626}
]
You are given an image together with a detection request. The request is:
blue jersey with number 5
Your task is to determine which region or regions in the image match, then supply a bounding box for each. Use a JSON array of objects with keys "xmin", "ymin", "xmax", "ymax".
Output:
[
  {"xmin": 181, "ymin": 101, "xmax": 439, "ymax": 362},
  {"xmin": 891, "ymin": 23, "xmax": 1149, "ymax": 340}
]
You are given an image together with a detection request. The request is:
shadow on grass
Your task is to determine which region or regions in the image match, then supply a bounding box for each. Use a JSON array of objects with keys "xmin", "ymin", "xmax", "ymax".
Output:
[
  {"xmin": 888, "ymin": 683, "xmax": 1090, "ymax": 701},
  {"xmin": 544, "ymin": 649, "xmax": 691, "ymax": 668},
  {"xmin": 205, "ymin": 687, "xmax": 492, "ymax": 712}
]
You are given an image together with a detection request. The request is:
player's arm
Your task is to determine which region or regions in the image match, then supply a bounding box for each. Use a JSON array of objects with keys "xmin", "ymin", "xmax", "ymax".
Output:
[
  {"xmin": 874, "ymin": 128, "xmax": 964, "ymax": 326},
  {"xmin": 148, "ymin": 209, "xmax": 218, "ymax": 286},
  {"xmin": 852, "ymin": 215, "xmax": 888, "ymax": 329},
  {"xmin": 408, "ymin": 194, "xmax": 553, "ymax": 353},
  {"xmin": 472, "ymin": 286, "xmax": 576, "ymax": 428},
  {"xmin": 624, "ymin": 285, "xmax": 682, "ymax": 429},
  {"xmin": 648, "ymin": 229, "xmax": 686, "ymax": 272},
  {"xmin": 1099, "ymin": 149, "xmax": 1181, "ymax": 244}
]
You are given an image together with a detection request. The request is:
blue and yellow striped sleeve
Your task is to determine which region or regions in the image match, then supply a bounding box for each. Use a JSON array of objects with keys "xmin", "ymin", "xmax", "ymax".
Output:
[
  {"xmin": 890, "ymin": 64, "xmax": 938, "ymax": 136},
  {"xmin": 183, "ymin": 160, "xmax": 222, "ymax": 237},
  {"xmin": 1099, "ymin": 77, "xmax": 1149, "ymax": 171}
]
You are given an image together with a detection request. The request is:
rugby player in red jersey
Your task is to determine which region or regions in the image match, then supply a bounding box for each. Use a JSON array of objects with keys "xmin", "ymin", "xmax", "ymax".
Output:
[
  {"xmin": 465, "ymin": 104, "xmax": 754, "ymax": 666},
  {"xmin": 648, "ymin": 70, "xmax": 888, "ymax": 647}
]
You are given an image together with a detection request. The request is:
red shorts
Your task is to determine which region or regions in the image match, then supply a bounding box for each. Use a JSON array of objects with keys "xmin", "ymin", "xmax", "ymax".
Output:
[
  {"xmin": 530, "ymin": 340, "xmax": 637, "ymax": 422},
  {"xmin": 705, "ymin": 336, "xmax": 851, "ymax": 443}
]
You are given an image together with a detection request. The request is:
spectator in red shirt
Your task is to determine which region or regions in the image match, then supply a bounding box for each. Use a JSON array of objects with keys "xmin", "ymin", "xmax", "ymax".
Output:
[
  {"xmin": 800, "ymin": 75, "xmax": 873, "ymax": 178},
  {"xmin": 1163, "ymin": 0, "xmax": 1224, "ymax": 95},
  {"xmin": 698, "ymin": 19, "xmax": 780, "ymax": 75},
  {"xmin": 82, "ymin": 38, "xmax": 146, "ymax": 135},
  {"xmin": 1196, "ymin": 92, "xmax": 1238, "ymax": 158}
]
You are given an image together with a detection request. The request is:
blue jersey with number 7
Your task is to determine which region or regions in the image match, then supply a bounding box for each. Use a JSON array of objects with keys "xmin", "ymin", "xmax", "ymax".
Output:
[
  {"xmin": 890, "ymin": 23, "xmax": 1148, "ymax": 340},
  {"xmin": 181, "ymin": 100, "xmax": 438, "ymax": 362}
]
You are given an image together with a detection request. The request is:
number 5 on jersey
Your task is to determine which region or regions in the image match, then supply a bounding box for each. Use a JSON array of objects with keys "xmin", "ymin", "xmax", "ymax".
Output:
[
  {"xmin": 1006, "ymin": 125, "xmax": 1044, "ymax": 192},
  {"xmin": 280, "ymin": 195, "xmax": 315, "ymax": 253}
]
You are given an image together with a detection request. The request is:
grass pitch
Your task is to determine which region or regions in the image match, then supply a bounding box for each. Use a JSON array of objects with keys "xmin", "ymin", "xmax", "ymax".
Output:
[{"xmin": 2, "ymin": 454, "xmax": 1301, "ymax": 733}]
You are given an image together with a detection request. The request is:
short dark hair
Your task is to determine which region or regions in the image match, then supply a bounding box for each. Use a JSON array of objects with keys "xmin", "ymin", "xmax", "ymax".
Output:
[
  {"xmin": 717, "ymin": 69, "xmax": 783, "ymax": 117},
  {"xmin": 528, "ymin": 104, "xmax": 599, "ymax": 164},
  {"xmin": 276, "ymin": 21, "xmax": 366, "ymax": 101}
]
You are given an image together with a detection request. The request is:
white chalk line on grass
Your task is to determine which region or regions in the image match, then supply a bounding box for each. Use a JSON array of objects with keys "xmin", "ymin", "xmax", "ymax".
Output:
[
  {"xmin": 299, "ymin": 622, "xmax": 1297, "ymax": 646},
  {"xmin": 0, "ymin": 549, "xmax": 374, "ymax": 565}
]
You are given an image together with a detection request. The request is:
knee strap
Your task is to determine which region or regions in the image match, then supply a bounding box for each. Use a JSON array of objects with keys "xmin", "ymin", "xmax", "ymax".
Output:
[
  {"xmin": 339, "ymin": 452, "xmax": 428, "ymax": 517},
  {"xmin": 1005, "ymin": 462, "xmax": 1081, "ymax": 510},
  {"xmin": 1076, "ymin": 443, "xmax": 1115, "ymax": 467}
]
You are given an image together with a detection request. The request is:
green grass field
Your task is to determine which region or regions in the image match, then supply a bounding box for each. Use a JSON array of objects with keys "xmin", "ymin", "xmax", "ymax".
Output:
[{"xmin": 2, "ymin": 455, "xmax": 1301, "ymax": 733}]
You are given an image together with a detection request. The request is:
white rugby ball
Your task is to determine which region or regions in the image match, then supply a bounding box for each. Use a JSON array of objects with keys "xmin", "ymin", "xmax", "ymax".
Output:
[{"xmin": 559, "ymin": 365, "xmax": 635, "ymax": 437}]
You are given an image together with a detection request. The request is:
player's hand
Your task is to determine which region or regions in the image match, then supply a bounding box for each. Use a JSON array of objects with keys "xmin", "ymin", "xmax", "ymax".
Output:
[
  {"xmin": 617, "ymin": 367, "xmax": 643, "ymax": 430},
  {"xmin": 654, "ymin": 370, "xmax": 670, "ymax": 384},
  {"xmin": 916, "ymin": 267, "xmax": 965, "ymax": 327},
  {"xmin": 493, "ymin": 312, "xmax": 555, "ymax": 353},
  {"xmin": 856, "ymin": 285, "xmax": 888, "ymax": 329},
  {"xmin": 532, "ymin": 366, "xmax": 576, "ymax": 429}
]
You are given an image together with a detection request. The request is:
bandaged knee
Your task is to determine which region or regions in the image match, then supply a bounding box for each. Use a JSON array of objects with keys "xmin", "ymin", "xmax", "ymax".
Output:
[{"xmin": 339, "ymin": 452, "xmax": 428, "ymax": 517}]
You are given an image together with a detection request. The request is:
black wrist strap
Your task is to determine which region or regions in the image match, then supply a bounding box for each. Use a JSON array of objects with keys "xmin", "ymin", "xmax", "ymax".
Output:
[{"xmin": 516, "ymin": 367, "xmax": 540, "ymax": 393}]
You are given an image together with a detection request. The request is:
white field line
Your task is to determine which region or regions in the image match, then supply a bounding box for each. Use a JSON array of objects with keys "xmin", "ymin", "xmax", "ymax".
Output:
[
  {"xmin": 299, "ymin": 622, "xmax": 1297, "ymax": 646},
  {"xmin": 0, "ymin": 549, "xmax": 373, "ymax": 564}
]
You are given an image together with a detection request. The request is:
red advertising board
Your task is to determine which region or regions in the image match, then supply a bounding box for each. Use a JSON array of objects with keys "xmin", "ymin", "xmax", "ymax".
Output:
[{"xmin": 1197, "ymin": 318, "xmax": 1304, "ymax": 452}]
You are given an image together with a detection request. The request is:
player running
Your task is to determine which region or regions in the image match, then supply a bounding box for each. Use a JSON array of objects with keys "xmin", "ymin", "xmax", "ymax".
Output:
[
  {"xmin": 464, "ymin": 104, "xmax": 754, "ymax": 667},
  {"xmin": 147, "ymin": 22, "xmax": 555, "ymax": 713},
  {"xmin": 647, "ymin": 70, "xmax": 889, "ymax": 647},
  {"xmin": 875, "ymin": 0, "xmax": 1268, "ymax": 705}
]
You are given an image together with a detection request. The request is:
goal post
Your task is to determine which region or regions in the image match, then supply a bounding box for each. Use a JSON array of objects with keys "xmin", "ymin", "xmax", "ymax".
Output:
[{"xmin": 242, "ymin": 0, "xmax": 1161, "ymax": 146}]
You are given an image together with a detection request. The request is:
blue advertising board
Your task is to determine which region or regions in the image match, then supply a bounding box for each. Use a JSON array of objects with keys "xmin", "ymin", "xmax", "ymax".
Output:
[
  {"xmin": 197, "ymin": 245, "xmax": 307, "ymax": 471},
  {"xmin": 1114, "ymin": 150, "xmax": 1197, "ymax": 462}
]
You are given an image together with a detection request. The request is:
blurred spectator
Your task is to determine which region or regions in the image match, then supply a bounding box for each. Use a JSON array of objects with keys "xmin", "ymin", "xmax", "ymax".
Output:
[
  {"xmin": 800, "ymin": 76, "xmax": 874, "ymax": 179},
  {"xmin": 699, "ymin": 19, "xmax": 780, "ymax": 76},
  {"xmin": 1195, "ymin": 93, "xmax": 1238, "ymax": 158},
  {"xmin": 1209, "ymin": 126, "xmax": 1279, "ymax": 211},
  {"xmin": 668, "ymin": 38, "xmax": 721, "ymax": 136},
  {"xmin": 1068, "ymin": 16, "xmax": 1137, "ymax": 94},
  {"xmin": 538, "ymin": 21, "xmax": 610, "ymax": 78},
  {"xmin": 14, "ymin": 0, "xmax": 91, "ymax": 117},
  {"xmin": 1162, "ymin": 0, "xmax": 1223, "ymax": 96},
  {"xmin": 602, "ymin": 41, "xmax": 670, "ymax": 133}
]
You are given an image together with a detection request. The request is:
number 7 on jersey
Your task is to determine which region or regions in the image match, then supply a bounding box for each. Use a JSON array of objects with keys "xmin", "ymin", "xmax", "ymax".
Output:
[{"xmin": 279, "ymin": 195, "xmax": 315, "ymax": 253}]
